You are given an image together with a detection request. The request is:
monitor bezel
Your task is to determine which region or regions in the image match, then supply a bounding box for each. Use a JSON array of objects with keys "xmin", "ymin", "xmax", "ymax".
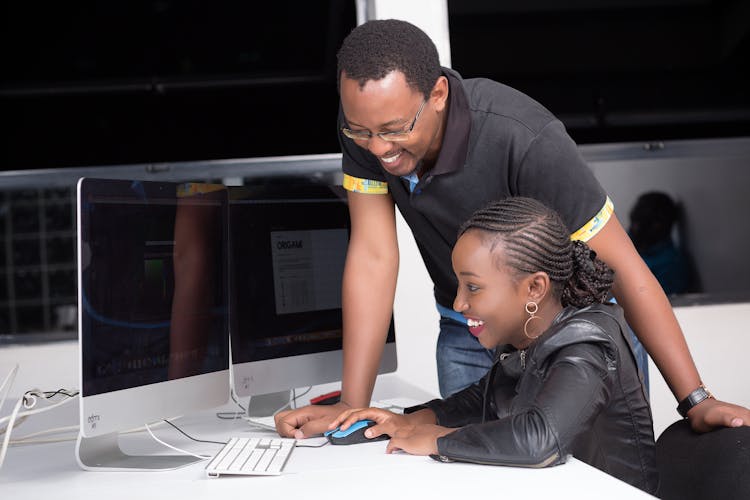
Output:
[{"xmin": 231, "ymin": 332, "xmax": 398, "ymax": 399}]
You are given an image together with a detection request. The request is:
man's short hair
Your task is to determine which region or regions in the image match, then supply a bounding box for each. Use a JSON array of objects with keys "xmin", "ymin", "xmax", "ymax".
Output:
[{"xmin": 336, "ymin": 19, "xmax": 442, "ymax": 98}]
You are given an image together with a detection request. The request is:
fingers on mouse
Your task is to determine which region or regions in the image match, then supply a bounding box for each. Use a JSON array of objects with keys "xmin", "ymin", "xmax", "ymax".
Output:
[{"xmin": 324, "ymin": 419, "xmax": 390, "ymax": 445}]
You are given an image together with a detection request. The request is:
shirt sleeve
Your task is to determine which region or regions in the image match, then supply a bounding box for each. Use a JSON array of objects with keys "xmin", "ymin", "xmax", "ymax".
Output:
[
  {"xmin": 570, "ymin": 196, "xmax": 614, "ymax": 242},
  {"xmin": 434, "ymin": 341, "xmax": 614, "ymax": 467},
  {"xmin": 513, "ymin": 120, "xmax": 611, "ymax": 238}
]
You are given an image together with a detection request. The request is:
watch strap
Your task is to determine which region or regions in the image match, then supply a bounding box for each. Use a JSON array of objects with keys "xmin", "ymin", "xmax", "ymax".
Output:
[{"xmin": 677, "ymin": 385, "xmax": 713, "ymax": 417}]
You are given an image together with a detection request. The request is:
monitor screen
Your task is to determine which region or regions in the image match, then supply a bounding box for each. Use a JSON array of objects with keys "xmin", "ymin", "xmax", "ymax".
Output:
[
  {"xmin": 229, "ymin": 184, "xmax": 397, "ymax": 402},
  {"xmin": 77, "ymin": 178, "xmax": 230, "ymax": 443}
]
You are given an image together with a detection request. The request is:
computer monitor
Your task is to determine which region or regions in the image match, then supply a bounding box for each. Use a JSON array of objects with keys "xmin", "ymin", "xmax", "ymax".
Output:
[
  {"xmin": 75, "ymin": 178, "xmax": 230, "ymax": 471},
  {"xmin": 228, "ymin": 184, "xmax": 397, "ymax": 415}
]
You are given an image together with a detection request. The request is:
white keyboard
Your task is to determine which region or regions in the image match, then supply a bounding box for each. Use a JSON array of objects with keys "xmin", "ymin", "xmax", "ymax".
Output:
[{"xmin": 205, "ymin": 437, "xmax": 296, "ymax": 477}]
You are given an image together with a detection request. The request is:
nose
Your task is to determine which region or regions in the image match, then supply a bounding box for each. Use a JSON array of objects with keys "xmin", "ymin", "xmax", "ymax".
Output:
[
  {"xmin": 453, "ymin": 292, "xmax": 468, "ymax": 314},
  {"xmin": 365, "ymin": 135, "xmax": 396, "ymax": 157}
]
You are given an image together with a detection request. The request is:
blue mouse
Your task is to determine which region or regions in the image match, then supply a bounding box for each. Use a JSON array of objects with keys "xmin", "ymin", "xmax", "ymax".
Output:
[{"xmin": 325, "ymin": 419, "xmax": 390, "ymax": 445}]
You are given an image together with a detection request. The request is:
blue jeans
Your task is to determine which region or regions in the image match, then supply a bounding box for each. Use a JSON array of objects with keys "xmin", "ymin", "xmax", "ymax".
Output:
[
  {"xmin": 435, "ymin": 315, "xmax": 650, "ymax": 398},
  {"xmin": 626, "ymin": 326, "xmax": 650, "ymax": 395},
  {"xmin": 608, "ymin": 298, "xmax": 650, "ymax": 395},
  {"xmin": 436, "ymin": 317, "xmax": 496, "ymax": 397}
]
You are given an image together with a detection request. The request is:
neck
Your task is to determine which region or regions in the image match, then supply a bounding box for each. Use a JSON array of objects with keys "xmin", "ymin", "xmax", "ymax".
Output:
[{"xmin": 421, "ymin": 100, "xmax": 448, "ymax": 174}]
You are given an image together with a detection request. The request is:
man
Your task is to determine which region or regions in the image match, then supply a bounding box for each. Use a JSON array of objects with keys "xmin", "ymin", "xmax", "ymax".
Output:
[{"xmin": 276, "ymin": 19, "xmax": 748, "ymax": 438}]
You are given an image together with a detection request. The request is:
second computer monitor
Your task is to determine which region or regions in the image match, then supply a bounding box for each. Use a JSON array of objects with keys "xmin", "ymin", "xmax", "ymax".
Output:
[{"xmin": 229, "ymin": 184, "xmax": 397, "ymax": 409}]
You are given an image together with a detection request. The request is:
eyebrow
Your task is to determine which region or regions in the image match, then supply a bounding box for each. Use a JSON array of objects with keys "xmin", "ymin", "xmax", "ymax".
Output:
[
  {"xmin": 458, "ymin": 271, "xmax": 480, "ymax": 278},
  {"xmin": 345, "ymin": 115, "xmax": 408, "ymax": 130}
]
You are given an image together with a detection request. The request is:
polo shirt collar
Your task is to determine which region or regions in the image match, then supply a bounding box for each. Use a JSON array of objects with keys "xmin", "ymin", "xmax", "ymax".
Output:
[{"xmin": 428, "ymin": 67, "xmax": 471, "ymax": 177}]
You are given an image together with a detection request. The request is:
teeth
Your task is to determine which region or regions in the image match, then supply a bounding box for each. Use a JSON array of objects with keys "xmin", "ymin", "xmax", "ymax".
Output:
[
  {"xmin": 467, "ymin": 318, "xmax": 484, "ymax": 327},
  {"xmin": 380, "ymin": 152, "xmax": 402, "ymax": 163}
]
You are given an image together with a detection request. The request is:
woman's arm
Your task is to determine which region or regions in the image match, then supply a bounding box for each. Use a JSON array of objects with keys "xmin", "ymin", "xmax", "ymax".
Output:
[{"xmin": 433, "ymin": 342, "xmax": 612, "ymax": 466}]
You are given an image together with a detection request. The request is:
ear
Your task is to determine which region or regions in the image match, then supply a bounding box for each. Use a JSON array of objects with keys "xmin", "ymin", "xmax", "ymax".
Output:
[
  {"xmin": 430, "ymin": 76, "xmax": 449, "ymax": 113},
  {"xmin": 524, "ymin": 272, "xmax": 550, "ymax": 303}
]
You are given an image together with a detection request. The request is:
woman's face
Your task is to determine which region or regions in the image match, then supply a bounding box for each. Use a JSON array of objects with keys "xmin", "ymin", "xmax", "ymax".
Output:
[{"xmin": 451, "ymin": 230, "xmax": 531, "ymax": 349}]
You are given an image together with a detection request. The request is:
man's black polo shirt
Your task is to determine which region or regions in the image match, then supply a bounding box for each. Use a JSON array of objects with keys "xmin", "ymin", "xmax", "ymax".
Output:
[{"xmin": 339, "ymin": 68, "xmax": 610, "ymax": 308}]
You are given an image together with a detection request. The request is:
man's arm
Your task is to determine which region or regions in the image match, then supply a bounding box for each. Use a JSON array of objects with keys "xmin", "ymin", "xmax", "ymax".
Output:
[
  {"xmin": 587, "ymin": 213, "xmax": 749, "ymax": 430},
  {"xmin": 275, "ymin": 191, "xmax": 399, "ymax": 438},
  {"xmin": 340, "ymin": 190, "xmax": 400, "ymax": 408}
]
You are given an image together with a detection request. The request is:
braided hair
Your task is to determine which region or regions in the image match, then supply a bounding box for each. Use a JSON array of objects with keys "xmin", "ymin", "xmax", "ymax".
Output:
[
  {"xmin": 458, "ymin": 197, "xmax": 614, "ymax": 308},
  {"xmin": 336, "ymin": 19, "xmax": 442, "ymax": 98}
]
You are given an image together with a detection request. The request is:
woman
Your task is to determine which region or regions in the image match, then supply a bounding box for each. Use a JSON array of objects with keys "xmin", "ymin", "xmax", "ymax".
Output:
[{"xmin": 330, "ymin": 197, "xmax": 658, "ymax": 494}]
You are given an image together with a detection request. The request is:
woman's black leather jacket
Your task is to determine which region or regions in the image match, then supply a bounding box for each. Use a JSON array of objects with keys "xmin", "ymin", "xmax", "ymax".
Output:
[{"xmin": 414, "ymin": 303, "xmax": 658, "ymax": 494}]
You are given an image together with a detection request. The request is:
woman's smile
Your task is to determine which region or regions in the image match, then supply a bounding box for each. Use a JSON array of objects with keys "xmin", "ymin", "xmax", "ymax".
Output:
[{"xmin": 466, "ymin": 317, "xmax": 485, "ymax": 337}]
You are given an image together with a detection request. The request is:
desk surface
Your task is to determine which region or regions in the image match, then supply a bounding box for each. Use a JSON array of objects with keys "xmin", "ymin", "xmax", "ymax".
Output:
[{"xmin": 0, "ymin": 375, "xmax": 655, "ymax": 500}]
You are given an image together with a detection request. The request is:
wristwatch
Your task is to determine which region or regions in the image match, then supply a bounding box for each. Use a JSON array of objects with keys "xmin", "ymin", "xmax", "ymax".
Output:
[{"xmin": 677, "ymin": 384, "xmax": 713, "ymax": 418}]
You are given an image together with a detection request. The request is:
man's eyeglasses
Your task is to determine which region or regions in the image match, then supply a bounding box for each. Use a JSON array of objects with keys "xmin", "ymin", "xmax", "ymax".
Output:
[{"xmin": 342, "ymin": 99, "xmax": 427, "ymax": 142}]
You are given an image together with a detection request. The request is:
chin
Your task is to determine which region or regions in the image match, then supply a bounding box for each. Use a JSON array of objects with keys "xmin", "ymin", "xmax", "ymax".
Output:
[
  {"xmin": 381, "ymin": 160, "xmax": 416, "ymax": 178},
  {"xmin": 478, "ymin": 337, "xmax": 496, "ymax": 350}
]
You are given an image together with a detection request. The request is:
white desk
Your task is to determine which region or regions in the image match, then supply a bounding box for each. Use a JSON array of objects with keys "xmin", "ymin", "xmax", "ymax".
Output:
[{"xmin": 0, "ymin": 375, "xmax": 655, "ymax": 499}]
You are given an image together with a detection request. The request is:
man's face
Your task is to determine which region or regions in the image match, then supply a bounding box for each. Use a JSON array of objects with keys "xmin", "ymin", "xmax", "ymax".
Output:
[{"xmin": 339, "ymin": 70, "xmax": 443, "ymax": 177}]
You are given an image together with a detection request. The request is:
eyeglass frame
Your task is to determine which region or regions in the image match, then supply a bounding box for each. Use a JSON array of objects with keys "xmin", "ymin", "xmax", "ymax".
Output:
[{"xmin": 341, "ymin": 98, "xmax": 427, "ymax": 142}]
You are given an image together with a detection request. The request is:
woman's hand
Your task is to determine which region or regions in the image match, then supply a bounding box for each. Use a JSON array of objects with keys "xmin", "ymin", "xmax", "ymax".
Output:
[
  {"xmin": 386, "ymin": 424, "xmax": 457, "ymax": 456},
  {"xmin": 328, "ymin": 406, "xmax": 452, "ymax": 455},
  {"xmin": 328, "ymin": 407, "xmax": 414, "ymax": 440}
]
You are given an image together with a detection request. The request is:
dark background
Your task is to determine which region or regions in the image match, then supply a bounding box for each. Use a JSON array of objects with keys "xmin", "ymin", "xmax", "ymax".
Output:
[{"xmin": 2, "ymin": 0, "xmax": 749, "ymax": 171}]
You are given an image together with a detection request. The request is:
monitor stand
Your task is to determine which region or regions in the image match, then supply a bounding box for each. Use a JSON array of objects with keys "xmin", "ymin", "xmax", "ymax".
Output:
[
  {"xmin": 246, "ymin": 390, "xmax": 292, "ymax": 417},
  {"xmin": 75, "ymin": 432, "xmax": 201, "ymax": 471}
]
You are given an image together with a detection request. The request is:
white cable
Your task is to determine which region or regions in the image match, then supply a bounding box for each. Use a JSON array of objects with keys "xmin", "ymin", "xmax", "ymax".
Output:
[
  {"xmin": 144, "ymin": 423, "xmax": 211, "ymax": 460},
  {"xmin": 0, "ymin": 415, "xmax": 29, "ymax": 435},
  {"xmin": 122, "ymin": 418, "xmax": 170, "ymax": 435},
  {"xmin": 0, "ymin": 397, "xmax": 24, "ymax": 470},
  {"xmin": 0, "ymin": 365, "xmax": 21, "ymax": 469},
  {"xmin": 10, "ymin": 425, "xmax": 80, "ymax": 444},
  {"xmin": 0, "ymin": 365, "xmax": 19, "ymax": 417},
  {"xmin": 9, "ymin": 435, "xmax": 79, "ymax": 445},
  {"xmin": 9, "ymin": 418, "xmax": 174, "ymax": 447},
  {"xmin": 0, "ymin": 392, "xmax": 77, "ymax": 429},
  {"xmin": 242, "ymin": 386, "xmax": 314, "ymax": 430},
  {"xmin": 269, "ymin": 386, "xmax": 313, "ymax": 415},
  {"xmin": 227, "ymin": 386, "xmax": 246, "ymax": 418},
  {"xmin": 0, "ymin": 391, "xmax": 79, "ymax": 471},
  {"xmin": 290, "ymin": 387, "xmax": 307, "ymax": 411}
]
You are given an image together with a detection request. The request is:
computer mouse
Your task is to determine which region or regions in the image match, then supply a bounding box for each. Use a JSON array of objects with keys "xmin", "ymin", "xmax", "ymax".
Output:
[{"xmin": 324, "ymin": 419, "xmax": 390, "ymax": 445}]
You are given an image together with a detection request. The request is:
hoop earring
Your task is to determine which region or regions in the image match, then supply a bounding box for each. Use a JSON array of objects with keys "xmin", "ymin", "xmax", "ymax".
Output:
[{"xmin": 524, "ymin": 301, "xmax": 543, "ymax": 340}]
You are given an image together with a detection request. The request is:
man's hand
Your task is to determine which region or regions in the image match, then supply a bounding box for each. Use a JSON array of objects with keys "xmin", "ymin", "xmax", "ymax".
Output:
[
  {"xmin": 275, "ymin": 402, "xmax": 350, "ymax": 439},
  {"xmin": 687, "ymin": 398, "xmax": 748, "ymax": 433}
]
